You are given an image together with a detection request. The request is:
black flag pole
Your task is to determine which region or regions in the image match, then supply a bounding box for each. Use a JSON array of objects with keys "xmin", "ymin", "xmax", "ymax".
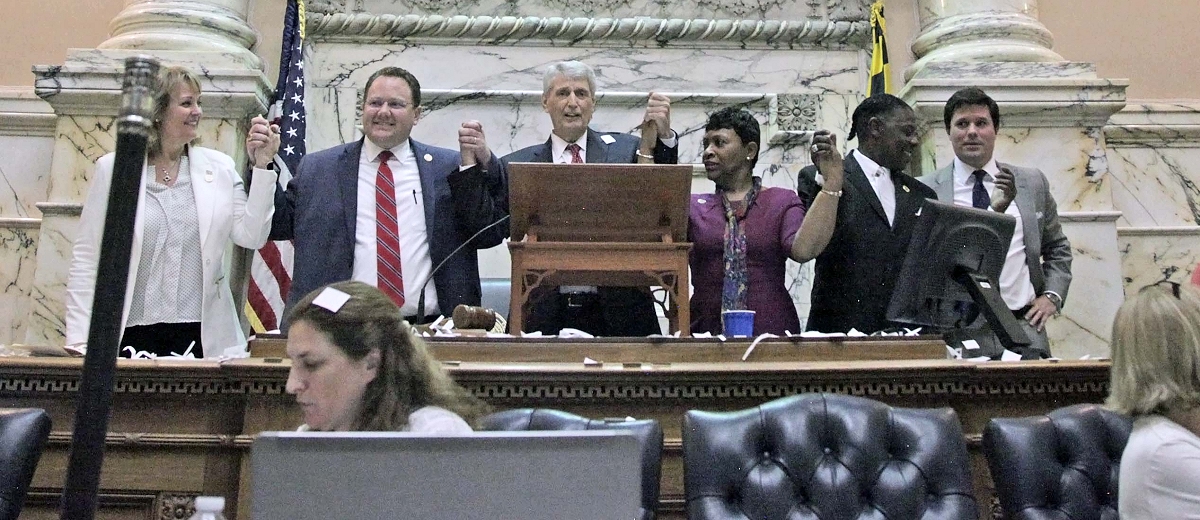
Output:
[{"xmin": 59, "ymin": 55, "xmax": 158, "ymax": 520}]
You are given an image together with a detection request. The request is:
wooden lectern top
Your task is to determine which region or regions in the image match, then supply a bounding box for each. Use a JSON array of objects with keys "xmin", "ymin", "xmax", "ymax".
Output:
[{"xmin": 507, "ymin": 162, "xmax": 693, "ymax": 243}]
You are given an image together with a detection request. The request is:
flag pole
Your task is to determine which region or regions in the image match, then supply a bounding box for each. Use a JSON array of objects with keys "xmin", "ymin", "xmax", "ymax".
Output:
[{"xmin": 59, "ymin": 56, "xmax": 158, "ymax": 520}]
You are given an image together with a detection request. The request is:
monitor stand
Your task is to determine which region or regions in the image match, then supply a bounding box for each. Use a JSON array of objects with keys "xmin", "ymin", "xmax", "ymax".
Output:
[{"xmin": 951, "ymin": 269, "xmax": 1033, "ymax": 356}]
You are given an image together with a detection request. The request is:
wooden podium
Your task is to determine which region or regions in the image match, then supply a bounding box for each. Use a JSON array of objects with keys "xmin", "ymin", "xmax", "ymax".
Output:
[{"xmin": 507, "ymin": 162, "xmax": 694, "ymax": 336}]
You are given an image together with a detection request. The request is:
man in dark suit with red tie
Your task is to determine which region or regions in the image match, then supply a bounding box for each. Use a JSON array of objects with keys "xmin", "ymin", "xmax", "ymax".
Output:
[
  {"xmin": 797, "ymin": 94, "xmax": 937, "ymax": 334},
  {"xmin": 271, "ymin": 67, "xmax": 506, "ymax": 326},
  {"xmin": 456, "ymin": 60, "xmax": 679, "ymax": 336}
]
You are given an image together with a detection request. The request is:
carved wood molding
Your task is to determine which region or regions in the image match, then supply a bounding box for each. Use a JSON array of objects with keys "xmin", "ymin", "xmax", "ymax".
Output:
[{"xmin": 307, "ymin": 14, "xmax": 870, "ymax": 49}]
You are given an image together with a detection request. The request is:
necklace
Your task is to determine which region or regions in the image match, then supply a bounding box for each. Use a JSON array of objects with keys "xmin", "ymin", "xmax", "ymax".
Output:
[{"xmin": 156, "ymin": 157, "xmax": 180, "ymax": 184}]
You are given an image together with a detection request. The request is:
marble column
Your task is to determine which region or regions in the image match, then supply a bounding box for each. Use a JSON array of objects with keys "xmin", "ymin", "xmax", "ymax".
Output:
[
  {"xmin": 23, "ymin": 0, "xmax": 271, "ymax": 346},
  {"xmin": 900, "ymin": 0, "xmax": 1128, "ymax": 359},
  {"xmin": 907, "ymin": 0, "xmax": 1062, "ymax": 82}
]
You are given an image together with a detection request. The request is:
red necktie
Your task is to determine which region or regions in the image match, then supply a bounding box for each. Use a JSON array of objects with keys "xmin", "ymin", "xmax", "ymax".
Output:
[
  {"xmin": 375, "ymin": 150, "xmax": 405, "ymax": 306},
  {"xmin": 566, "ymin": 143, "xmax": 583, "ymax": 163}
]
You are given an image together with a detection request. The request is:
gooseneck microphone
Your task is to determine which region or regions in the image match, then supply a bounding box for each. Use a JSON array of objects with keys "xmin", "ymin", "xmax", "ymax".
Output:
[{"xmin": 415, "ymin": 214, "xmax": 511, "ymax": 320}]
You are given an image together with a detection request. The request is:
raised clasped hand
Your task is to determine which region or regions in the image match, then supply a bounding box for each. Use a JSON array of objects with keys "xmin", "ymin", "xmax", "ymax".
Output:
[
  {"xmin": 810, "ymin": 130, "xmax": 843, "ymax": 190},
  {"xmin": 246, "ymin": 115, "xmax": 280, "ymax": 169},
  {"xmin": 458, "ymin": 120, "xmax": 490, "ymax": 167},
  {"xmin": 644, "ymin": 92, "xmax": 672, "ymax": 140}
]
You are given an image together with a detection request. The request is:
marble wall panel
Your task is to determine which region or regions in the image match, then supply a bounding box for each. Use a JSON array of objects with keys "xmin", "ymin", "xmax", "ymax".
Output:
[
  {"xmin": 0, "ymin": 224, "xmax": 39, "ymax": 345},
  {"xmin": 1048, "ymin": 215, "xmax": 1124, "ymax": 359},
  {"xmin": 24, "ymin": 210, "xmax": 76, "ymax": 346},
  {"xmin": 1107, "ymin": 146, "xmax": 1200, "ymax": 227},
  {"xmin": 1118, "ymin": 228, "xmax": 1200, "ymax": 292},
  {"xmin": 0, "ymin": 136, "xmax": 54, "ymax": 218}
]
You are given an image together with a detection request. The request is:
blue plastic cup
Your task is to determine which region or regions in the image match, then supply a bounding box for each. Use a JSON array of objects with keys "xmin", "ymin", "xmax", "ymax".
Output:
[{"xmin": 722, "ymin": 310, "xmax": 756, "ymax": 338}]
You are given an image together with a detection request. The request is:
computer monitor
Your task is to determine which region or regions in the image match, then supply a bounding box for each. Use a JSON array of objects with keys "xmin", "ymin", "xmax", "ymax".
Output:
[
  {"xmin": 250, "ymin": 430, "xmax": 641, "ymax": 520},
  {"xmin": 886, "ymin": 199, "xmax": 1031, "ymax": 352}
]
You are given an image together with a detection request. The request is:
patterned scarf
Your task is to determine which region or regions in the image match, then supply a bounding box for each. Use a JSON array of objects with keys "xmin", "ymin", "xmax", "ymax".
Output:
[{"xmin": 719, "ymin": 177, "xmax": 761, "ymax": 313}]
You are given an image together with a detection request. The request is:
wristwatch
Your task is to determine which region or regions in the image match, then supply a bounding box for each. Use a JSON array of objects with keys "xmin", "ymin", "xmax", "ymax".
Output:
[{"xmin": 1043, "ymin": 292, "xmax": 1063, "ymax": 311}]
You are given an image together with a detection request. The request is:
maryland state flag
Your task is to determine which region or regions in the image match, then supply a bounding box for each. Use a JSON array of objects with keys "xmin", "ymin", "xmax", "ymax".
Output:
[{"xmin": 868, "ymin": 2, "xmax": 891, "ymax": 96}]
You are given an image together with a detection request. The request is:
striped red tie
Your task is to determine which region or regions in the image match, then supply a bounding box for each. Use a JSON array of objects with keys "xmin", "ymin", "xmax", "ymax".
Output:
[
  {"xmin": 375, "ymin": 150, "xmax": 405, "ymax": 306},
  {"xmin": 567, "ymin": 143, "xmax": 583, "ymax": 163}
]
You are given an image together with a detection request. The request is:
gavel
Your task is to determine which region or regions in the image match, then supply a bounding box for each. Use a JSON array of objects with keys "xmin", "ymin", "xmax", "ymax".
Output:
[{"xmin": 452, "ymin": 305, "xmax": 506, "ymax": 333}]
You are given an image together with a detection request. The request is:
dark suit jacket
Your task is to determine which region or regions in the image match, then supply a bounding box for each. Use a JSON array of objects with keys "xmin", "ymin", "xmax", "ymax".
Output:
[
  {"xmin": 797, "ymin": 151, "xmax": 937, "ymax": 334},
  {"xmin": 502, "ymin": 129, "xmax": 677, "ymax": 336},
  {"xmin": 270, "ymin": 138, "xmax": 506, "ymax": 324}
]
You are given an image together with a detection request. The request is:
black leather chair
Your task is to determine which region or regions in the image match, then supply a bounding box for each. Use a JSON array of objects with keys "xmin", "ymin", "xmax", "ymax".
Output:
[
  {"xmin": 983, "ymin": 403, "xmax": 1132, "ymax": 520},
  {"xmin": 683, "ymin": 393, "xmax": 978, "ymax": 520},
  {"xmin": 0, "ymin": 408, "xmax": 51, "ymax": 520},
  {"xmin": 480, "ymin": 408, "xmax": 664, "ymax": 520}
]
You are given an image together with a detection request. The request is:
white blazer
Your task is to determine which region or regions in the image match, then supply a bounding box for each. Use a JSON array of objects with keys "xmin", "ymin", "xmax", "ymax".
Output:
[{"xmin": 64, "ymin": 146, "xmax": 278, "ymax": 357}]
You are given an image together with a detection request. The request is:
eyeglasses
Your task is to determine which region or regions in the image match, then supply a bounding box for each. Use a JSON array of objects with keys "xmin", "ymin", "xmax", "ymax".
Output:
[{"xmin": 1141, "ymin": 280, "xmax": 1181, "ymax": 299}]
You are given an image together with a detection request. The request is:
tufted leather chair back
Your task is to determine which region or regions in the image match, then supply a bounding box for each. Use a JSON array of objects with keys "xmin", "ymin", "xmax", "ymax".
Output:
[
  {"xmin": 683, "ymin": 393, "xmax": 978, "ymax": 520},
  {"xmin": 480, "ymin": 408, "xmax": 664, "ymax": 520},
  {"xmin": 0, "ymin": 408, "xmax": 51, "ymax": 520},
  {"xmin": 983, "ymin": 403, "xmax": 1132, "ymax": 520}
]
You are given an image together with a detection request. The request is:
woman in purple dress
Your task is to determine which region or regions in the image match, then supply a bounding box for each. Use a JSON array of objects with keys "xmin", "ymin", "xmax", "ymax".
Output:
[{"xmin": 689, "ymin": 107, "xmax": 844, "ymax": 335}]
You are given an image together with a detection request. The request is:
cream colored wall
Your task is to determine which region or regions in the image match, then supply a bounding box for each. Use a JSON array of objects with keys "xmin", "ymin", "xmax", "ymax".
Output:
[
  {"xmin": 885, "ymin": 0, "xmax": 1200, "ymax": 101},
  {"xmin": 0, "ymin": 0, "xmax": 123, "ymax": 86},
  {"xmin": 1041, "ymin": 0, "xmax": 1200, "ymax": 100}
]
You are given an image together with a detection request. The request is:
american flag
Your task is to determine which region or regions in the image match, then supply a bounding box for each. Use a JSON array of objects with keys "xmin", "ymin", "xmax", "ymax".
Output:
[{"xmin": 246, "ymin": 0, "xmax": 306, "ymax": 332}]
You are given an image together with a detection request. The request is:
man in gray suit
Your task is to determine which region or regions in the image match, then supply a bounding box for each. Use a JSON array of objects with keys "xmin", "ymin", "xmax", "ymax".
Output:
[{"xmin": 922, "ymin": 87, "xmax": 1072, "ymax": 357}]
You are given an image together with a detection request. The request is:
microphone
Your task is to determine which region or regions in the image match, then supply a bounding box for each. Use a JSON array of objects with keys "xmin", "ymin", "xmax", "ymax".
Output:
[{"xmin": 416, "ymin": 214, "xmax": 511, "ymax": 319}]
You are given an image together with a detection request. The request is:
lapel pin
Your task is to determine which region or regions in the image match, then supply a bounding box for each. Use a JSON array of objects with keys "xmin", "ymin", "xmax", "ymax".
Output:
[
  {"xmin": 600, "ymin": 135, "xmax": 616, "ymax": 145},
  {"xmin": 204, "ymin": 170, "xmax": 214, "ymax": 183},
  {"xmin": 423, "ymin": 153, "xmax": 433, "ymax": 162},
  {"xmin": 902, "ymin": 185, "xmax": 910, "ymax": 193},
  {"xmin": 698, "ymin": 198, "xmax": 706, "ymax": 204}
]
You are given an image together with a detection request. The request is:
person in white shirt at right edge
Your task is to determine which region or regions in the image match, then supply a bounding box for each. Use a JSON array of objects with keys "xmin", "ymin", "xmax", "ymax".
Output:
[
  {"xmin": 921, "ymin": 87, "xmax": 1073, "ymax": 359},
  {"xmin": 1108, "ymin": 281, "xmax": 1200, "ymax": 519}
]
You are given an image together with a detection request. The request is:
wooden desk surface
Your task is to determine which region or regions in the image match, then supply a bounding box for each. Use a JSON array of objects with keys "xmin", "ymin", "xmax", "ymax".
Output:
[{"xmin": 0, "ymin": 342, "xmax": 1111, "ymax": 520}]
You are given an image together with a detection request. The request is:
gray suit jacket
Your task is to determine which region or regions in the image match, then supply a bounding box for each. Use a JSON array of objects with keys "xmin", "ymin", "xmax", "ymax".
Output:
[{"xmin": 922, "ymin": 162, "xmax": 1073, "ymax": 305}]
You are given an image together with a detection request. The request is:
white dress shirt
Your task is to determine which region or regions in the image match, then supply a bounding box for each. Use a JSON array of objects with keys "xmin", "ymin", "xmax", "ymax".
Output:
[
  {"xmin": 352, "ymin": 139, "xmax": 438, "ymax": 316},
  {"xmin": 951, "ymin": 157, "xmax": 1036, "ymax": 310},
  {"xmin": 851, "ymin": 149, "xmax": 897, "ymax": 226}
]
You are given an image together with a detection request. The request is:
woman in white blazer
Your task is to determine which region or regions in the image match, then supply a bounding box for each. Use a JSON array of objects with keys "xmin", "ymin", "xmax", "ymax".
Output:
[{"xmin": 64, "ymin": 66, "xmax": 280, "ymax": 358}]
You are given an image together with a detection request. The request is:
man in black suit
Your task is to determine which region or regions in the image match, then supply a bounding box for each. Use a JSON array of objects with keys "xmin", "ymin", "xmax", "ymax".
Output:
[
  {"xmin": 456, "ymin": 60, "xmax": 679, "ymax": 336},
  {"xmin": 797, "ymin": 94, "xmax": 937, "ymax": 334}
]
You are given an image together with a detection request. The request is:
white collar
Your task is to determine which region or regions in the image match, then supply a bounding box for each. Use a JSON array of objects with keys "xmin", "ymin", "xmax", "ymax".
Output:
[
  {"xmin": 952, "ymin": 156, "xmax": 999, "ymax": 186},
  {"xmin": 549, "ymin": 131, "xmax": 588, "ymax": 161},
  {"xmin": 852, "ymin": 149, "xmax": 889, "ymax": 178},
  {"xmin": 362, "ymin": 138, "xmax": 412, "ymax": 162}
]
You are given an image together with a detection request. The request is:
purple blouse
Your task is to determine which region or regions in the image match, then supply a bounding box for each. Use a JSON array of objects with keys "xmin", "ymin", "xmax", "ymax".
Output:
[{"xmin": 688, "ymin": 187, "xmax": 806, "ymax": 335}]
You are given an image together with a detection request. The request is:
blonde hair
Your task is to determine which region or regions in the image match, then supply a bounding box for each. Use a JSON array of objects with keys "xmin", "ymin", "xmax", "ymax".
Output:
[
  {"xmin": 286, "ymin": 281, "xmax": 491, "ymax": 430},
  {"xmin": 1107, "ymin": 282, "xmax": 1200, "ymax": 416},
  {"xmin": 147, "ymin": 66, "xmax": 203, "ymax": 159}
]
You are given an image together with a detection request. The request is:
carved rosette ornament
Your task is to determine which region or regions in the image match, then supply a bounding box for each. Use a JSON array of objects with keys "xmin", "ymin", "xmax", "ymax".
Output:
[
  {"xmin": 158, "ymin": 494, "xmax": 196, "ymax": 520},
  {"xmin": 776, "ymin": 94, "xmax": 819, "ymax": 132}
]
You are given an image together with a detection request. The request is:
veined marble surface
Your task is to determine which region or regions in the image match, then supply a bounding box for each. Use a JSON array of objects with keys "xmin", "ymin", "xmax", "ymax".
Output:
[
  {"xmin": 1119, "ymin": 227, "xmax": 1200, "ymax": 293},
  {"xmin": 0, "ymin": 136, "xmax": 53, "ymax": 218},
  {"xmin": 0, "ymin": 224, "xmax": 39, "ymax": 345},
  {"xmin": 1106, "ymin": 101, "xmax": 1200, "ymax": 227},
  {"xmin": 24, "ymin": 210, "xmax": 75, "ymax": 346}
]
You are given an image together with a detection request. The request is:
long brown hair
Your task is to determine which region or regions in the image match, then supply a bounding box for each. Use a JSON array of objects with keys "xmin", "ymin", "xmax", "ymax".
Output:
[{"xmin": 286, "ymin": 281, "xmax": 491, "ymax": 430}]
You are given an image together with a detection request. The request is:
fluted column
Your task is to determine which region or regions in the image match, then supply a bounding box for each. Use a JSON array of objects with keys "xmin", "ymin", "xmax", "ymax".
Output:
[
  {"xmin": 907, "ymin": 0, "xmax": 1062, "ymax": 81},
  {"xmin": 23, "ymin": 0, "xmax": 270, "ymax": 346}
]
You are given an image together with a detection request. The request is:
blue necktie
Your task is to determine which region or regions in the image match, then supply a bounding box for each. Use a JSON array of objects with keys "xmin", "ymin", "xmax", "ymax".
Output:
[{"xmin": 972, "ymin": 170, "xmax": 990, "ymax": 210}]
